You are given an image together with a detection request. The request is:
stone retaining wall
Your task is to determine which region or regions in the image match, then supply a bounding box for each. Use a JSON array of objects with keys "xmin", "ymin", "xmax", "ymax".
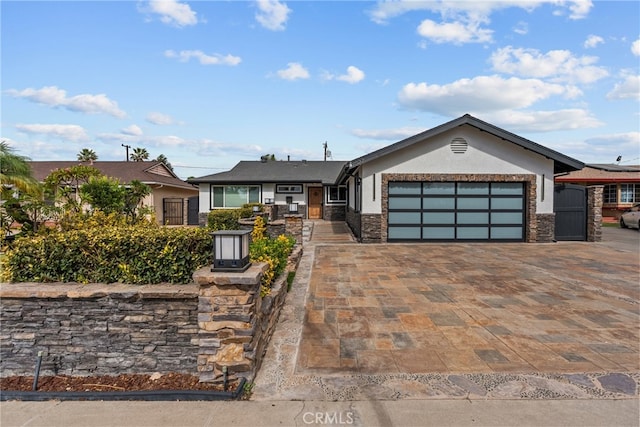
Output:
[{"xmin": 0, "ymin": 284, "xmax": 199, "ymax": 377}]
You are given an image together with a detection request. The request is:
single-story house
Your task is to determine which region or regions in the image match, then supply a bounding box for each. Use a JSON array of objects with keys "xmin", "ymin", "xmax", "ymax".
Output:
[
  {"xmin": 555, "ymin": 164, "xmax": 640, "ymax": 220},
  {"xmin": 30, "ymin": 161, "xmax": 199, "ymax": 225},
  {"xmin": 188, "ymin": 160, "xmax": 347, "ymax": 223},
  {"xmin": 191, "ymin": 114, "xmax": 588, "ymax": 242}
]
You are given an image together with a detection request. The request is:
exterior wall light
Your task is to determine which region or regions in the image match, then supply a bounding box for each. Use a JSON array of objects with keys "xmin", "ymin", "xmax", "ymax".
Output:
[
  {"xmin": 211, "ymin": 230, "xmax": 251, "ymax": 272},
  {"xmin": 264, "ymin": 198, "xmax": 274, "ymax": 204}
]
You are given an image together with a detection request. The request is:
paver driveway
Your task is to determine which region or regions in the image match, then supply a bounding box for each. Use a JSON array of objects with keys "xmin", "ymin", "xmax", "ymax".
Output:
[{"xmin": 298, "ymin": 237, "xmax": 639, "ymax": 375}]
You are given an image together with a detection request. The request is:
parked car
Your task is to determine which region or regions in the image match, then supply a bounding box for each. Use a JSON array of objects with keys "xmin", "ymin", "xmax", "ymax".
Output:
[{"xmin": 620, "ymin": 203, "xmax": 640, "ymax": 229}]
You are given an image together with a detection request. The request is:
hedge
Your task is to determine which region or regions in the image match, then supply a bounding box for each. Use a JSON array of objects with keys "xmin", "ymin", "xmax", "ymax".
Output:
[{"xmin": 1, "ymin": 226, "xmax": 211, "ymax": 284}]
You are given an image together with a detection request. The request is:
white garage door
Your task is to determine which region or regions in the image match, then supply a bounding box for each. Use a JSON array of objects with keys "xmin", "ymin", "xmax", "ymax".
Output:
[{"xmin": 388, "ymin": 182, "xmax": 525, "ymax": 242}]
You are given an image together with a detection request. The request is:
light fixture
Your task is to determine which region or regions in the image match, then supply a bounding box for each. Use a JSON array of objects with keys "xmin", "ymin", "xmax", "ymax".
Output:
[
  {"xmin": 288, "ymin": 203, "xmax": 299, "ymax": 213},
  {"xmin": 264, "ymin": 198, "xmax": 274, "ymax": 204},
  {"xmin": 252, "ymin": 205, "xmax": 261, "ymax": 214},
  {"xmin": 211, "ymin": 230, "xmax": 251, "ymax": 272}
]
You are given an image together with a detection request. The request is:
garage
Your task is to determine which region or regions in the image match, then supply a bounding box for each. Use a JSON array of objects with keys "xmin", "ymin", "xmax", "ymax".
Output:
[{"xmin": 387, "ymin": 181, "xmax": 525, "ymax": 242}]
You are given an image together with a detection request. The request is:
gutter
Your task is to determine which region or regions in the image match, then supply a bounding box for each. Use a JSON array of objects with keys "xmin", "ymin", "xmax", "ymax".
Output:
[{"xmin": 1, "ymin": 377, "xmax": 246, "ymax": 402}]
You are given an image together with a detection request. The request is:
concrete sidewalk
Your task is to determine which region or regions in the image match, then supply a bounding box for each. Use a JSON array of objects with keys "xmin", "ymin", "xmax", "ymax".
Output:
[{"xmin": 1, "ymin": 399, "xmax": 638, "ymax": 427}]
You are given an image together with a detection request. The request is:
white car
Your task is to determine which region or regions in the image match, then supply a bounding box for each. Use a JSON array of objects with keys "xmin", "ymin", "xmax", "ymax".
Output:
[{"xmin": 620, "ymin": 203, "xmax": 640, "ymax": 229}]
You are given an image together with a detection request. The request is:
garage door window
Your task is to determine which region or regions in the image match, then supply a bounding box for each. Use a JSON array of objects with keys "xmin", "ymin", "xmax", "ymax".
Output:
[{"xmin": 388, "ymin": 181, "xmax": 524, "ymax": 242}]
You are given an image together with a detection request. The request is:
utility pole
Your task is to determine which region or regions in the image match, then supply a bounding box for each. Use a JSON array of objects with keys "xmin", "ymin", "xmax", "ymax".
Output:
[
  {"xmin": 122, "ymin": 144, "xmax": 131, "ymax": 161},
  {"xmin": 323, "ymin": 141, "xmax": 331, "ymax": 161}
]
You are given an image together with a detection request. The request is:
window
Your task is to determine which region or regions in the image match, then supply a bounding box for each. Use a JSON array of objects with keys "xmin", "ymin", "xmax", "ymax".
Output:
[
  {"xmin": 212, "ymin": 185, "xmax": 260, "ymax": 208},
  {"xmin": 327, "ymin": 186, "xmax": 347, "ymax": 203},
  {"xmin": 603, "ymin": 184, "xmax": 617, "ymax": 204},
  {"xmin": 276, "ymin": 184, "xmax": 302, "ymax": 194},
  {"xmin": 620, "ymin": 184, "xmax": 639, "ymax": 203}
]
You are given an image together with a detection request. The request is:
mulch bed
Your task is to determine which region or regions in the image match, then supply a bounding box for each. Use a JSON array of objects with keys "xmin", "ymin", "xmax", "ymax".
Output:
[{"xmin": 1, "ymin": 373, "xmax": 235, "ymax": 392}]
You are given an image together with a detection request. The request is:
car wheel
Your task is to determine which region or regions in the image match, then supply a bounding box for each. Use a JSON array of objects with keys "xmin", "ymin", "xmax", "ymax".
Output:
[{"xmin": 620, "ymin": 217, "xmax": 628, "ymax": 228}]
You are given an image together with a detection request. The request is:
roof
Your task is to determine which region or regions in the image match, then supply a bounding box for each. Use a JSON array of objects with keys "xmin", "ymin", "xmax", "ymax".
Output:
[
  {"xmin": 29, "ymin": 161, "xmax": 197, "ymax": 191},
  {"xmin": 188, "ymin": 160, "xmax": 347, "ymax": 185},
  {"xmin": 555, "ymin": 164, "xmax": 640, "ymax": 183},
  {"xmin": 338, "ymin": 114, "xmax": 585, "ymax": 183}
]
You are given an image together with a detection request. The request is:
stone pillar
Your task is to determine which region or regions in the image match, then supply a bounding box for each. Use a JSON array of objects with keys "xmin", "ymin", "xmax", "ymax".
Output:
[
  {"xmin": 587, "ymin": 185, "xmax": 604, "ymax": 242},
  {"xmin": 284, "ymin": 214, "xmax": 303, "ymax": 244},
  {"xmin": 192, "ymin": 263, "xmax": 268, "ymax": 383}
]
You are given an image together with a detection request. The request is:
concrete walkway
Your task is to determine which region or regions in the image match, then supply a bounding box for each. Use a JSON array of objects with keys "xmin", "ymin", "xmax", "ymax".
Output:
[{"xmin": 253, "ymin": 222, "xmax": 639, "ymax": 401}]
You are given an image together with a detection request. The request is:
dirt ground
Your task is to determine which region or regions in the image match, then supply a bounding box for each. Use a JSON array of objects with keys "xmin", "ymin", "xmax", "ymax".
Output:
[{"xmin": 0, "ymin": 373, "xmax": 236, "ymax": 392}]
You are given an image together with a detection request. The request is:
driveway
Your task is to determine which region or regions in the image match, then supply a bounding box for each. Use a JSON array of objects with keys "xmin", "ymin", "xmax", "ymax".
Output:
[{"xmin": 253, "ymin": 222, "xmax": 639, "ymax": 400}]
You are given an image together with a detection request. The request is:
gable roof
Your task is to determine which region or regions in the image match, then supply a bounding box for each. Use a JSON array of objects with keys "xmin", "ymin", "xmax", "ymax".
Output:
[
  {"xmin": 29, "ymin": 161, "xmax": 197, "ymax": 191},
  {"xmin": 339, "ymin": 114, "xmax": 584, "ymax": 182},
  {"xmin": 555, "ymin": 164, "xmax": 640, "ymax": 183},
  {"xmin": 188, "ymin": 160, "xmax": 347, "ymax": 185}
]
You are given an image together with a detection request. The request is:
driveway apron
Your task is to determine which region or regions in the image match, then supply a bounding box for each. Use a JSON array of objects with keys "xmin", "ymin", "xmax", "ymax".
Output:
[{"xmin": 252, "ymin": 223, "xmax": 639, "ymax": 401}]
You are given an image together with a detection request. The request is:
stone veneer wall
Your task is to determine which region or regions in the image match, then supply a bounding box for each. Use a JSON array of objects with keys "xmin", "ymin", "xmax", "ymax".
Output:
[
  {"xmin": 0, "ymin": 284, "xmax": 199, "ymax": 377},
  {"xmin": 587, "ymin": 185, "xmax": 604, "ymax": 242},
  {"xmin": 345, "ymin": 206, "xmax": 361, "ymax": 240},
  {"xmin": 378, "ymin": 173, "xmax": 538, "ymax": 243},
  {"xmin": 323, "ymin": 205, "xmax": 346, "ymax": 221},
  {"xmin": 536, "ymin": 213, "xmax": 555, "ymax": 243}
]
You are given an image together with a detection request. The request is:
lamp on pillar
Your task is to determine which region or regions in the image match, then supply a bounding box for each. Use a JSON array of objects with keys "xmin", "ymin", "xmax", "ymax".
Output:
[{"xmin": 211, "ymin": 230, "xmax": 251, "ymax": 272}]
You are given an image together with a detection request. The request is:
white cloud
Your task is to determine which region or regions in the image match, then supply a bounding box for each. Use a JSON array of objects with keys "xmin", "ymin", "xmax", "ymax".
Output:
[
  {"xmin": 397, "ymin": 75, "xmax": 572, "ymax": 115},
  {"xmin": 276, "ymin": 62, "xmax": 309, "ymax": 81},
  {"xmin": 350, "ymin": 127, "xmax": 426, "ymax": 141},
  {"xmin": 607, "ymin": 73, "xmax": 640, "ymax": 101},
  {"xmin": 584, "ymin": 34, "xmax": 604, "ymax": 49},
  {"xmin": 15, "ymin": 123, "xmax": 90, "ymax": 142},
  {"xmin": 632, "ymin": 39, "xmax": 640, "ymax": 56},
  {"xmin": 7, "ymin": 86, "xmax": 126, "ymax": 118},
  {"xmin": 489, "ymin": 46, "xmax": 608, "ymax": 84},
  {"xmin": 121, "ymin": 125, "xmax": 143, "ymax": 136},
  {"xmin": 547, "ymin": 131, "xmax": 639, "ymax": 164},
  {"xmin": 513, "ymin": 21, "xmax": 528, "ymax": 35},
  {"xmin": 164, "ymin": 50, "xmax": 241, "ymax": 66},
  {"xmin": 255, "ymin": 0, "xmax": 291, "ymax": 31},
  {"xmin": 483, "ymin": 109, "xmax": 603, "ymax": 132},
  {"xmin": 368, "ymin": 1, "xmax": 592, "ymax": 25},
  {"xmin": 146, "ymin": 112, "xmax": 175, "ymax": 125},
  {"xmin": 324, "ymin": 66, "xmax": 366, "ymax": 84},
  {"xmin": 141, "ymin": 0, "xmax": 198, "ymax": 27},
  {"xmin": 417, "ymin": 19, "xmax": 493, "ymax": 44}
]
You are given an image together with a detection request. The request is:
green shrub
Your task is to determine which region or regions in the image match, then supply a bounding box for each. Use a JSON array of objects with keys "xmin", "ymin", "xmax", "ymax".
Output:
[
  {"xmin": 1, "ymin": 226, "xmax": 211, "ymax": 284},
  {"xmin": 207, "ymin": 204, "xmax": 261, "ymax": 231},
  {"xmin": 250, "ymin": 232, "xmax": 295, "ymax": 296}
]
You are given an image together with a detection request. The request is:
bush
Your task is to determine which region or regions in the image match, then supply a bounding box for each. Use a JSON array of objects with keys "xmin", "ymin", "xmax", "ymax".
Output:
[
  {"xmin": 1, "ymin": 226, "xmax": 211, "ymax": 284},
  {"xmin": 207, "ymin": 207, "xmax": 251, "ymax": 230},
  {"xmin": 249, "ymin": 216, "xmax": 295, "ymax": 296}
]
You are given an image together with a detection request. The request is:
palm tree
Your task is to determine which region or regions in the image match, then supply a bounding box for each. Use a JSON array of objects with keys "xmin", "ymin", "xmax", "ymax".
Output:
[
  {"xmin": 77, "ymin": 148, "xmax": 98, "ymax": 164},
  {"xmin": 130, "ymin": 147, "xmax": 149, "ymax": 162},
  {"xmin": 0, "ymin": 141, "xmax": 40, "ymax": 196}
]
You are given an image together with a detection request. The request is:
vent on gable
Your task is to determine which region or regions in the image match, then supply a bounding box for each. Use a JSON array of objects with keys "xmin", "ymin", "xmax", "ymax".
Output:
[{"xmin": 450, "ymin": 137, "xmax": 468, "ymax": 154}]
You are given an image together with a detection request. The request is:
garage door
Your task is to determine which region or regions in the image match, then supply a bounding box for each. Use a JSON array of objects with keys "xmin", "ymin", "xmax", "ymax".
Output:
[{"xmin": 388, "ymin": 182, "xmax": 525, "ymax": 242}]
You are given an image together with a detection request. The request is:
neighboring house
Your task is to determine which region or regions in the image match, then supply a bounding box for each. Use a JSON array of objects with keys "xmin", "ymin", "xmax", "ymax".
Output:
[
  {"xmin": 555, "ymin": 164, "xmax": 640, "ymax": 220},
  {"xmin": 188, "ymin": 160, "xmax": 347, "ymax": 223},
  {"xmin": 30, "ymin": 161, "xmax": 199, "ymax": 225},
  {"xmin": 190, "ymin": 114, "xmax": 588, "ymax": 242}
]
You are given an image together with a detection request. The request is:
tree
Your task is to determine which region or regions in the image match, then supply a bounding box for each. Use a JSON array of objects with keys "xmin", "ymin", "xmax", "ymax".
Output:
[
  {"xmin": 44, "ymin": 165, "xmax": 102, "ymax": 214},
  {"xmin": 154, "ymin": 154, "xmax": 173, "ymax": 172},
  {"xmin": 123, "ymin": 180, "xmax": 152, "ymax": 223},
  {"xmin": 0, "ymin": 141, "xmax": 41, "ymax": 196},
  {"xmin": 130, "ymin": 147, "xmax": 149, "ymax": 162},
  {"xmin": 80, "ymin": 176, "xmax": 125, "ymax": 215},
  {"xmin": 77, "ymin": 148, "xmax": 98, "ymax": 164}
]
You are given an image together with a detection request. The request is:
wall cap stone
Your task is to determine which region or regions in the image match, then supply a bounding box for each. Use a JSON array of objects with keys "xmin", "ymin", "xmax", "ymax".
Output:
[
  {"xmin": 0, "ymin": 282, "xmax": 198, "ymax": 299},
  {"xmin": 193, "ymin": 263, "xmax": 269, "ymax": 286}
]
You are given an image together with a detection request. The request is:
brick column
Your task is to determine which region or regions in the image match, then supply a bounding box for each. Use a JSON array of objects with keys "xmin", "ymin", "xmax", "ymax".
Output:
[
  {"xmin": 192, "ymin": 263, "xmax": 268, "ymax": 382},
  {"xmin": 587, "ymin": 185, "xmax": 604, "ymax": 242}
]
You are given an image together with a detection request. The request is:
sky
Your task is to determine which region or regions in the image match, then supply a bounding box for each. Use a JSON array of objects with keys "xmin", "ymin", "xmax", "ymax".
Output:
[{"xmin": 2, "ymin": 0, "xmax": 639, "ymax": 180}]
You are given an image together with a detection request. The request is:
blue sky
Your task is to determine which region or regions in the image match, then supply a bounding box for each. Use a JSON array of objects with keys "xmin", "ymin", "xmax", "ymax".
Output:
[{"xmin": 2, "ymin": 0, "xmax": 639, "ymax": 179}]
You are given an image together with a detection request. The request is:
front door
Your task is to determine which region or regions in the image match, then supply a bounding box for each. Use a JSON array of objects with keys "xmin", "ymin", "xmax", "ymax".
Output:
[{"xmin": 308, "ymin": 187, "xmax": 323, "ymax": 219}]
